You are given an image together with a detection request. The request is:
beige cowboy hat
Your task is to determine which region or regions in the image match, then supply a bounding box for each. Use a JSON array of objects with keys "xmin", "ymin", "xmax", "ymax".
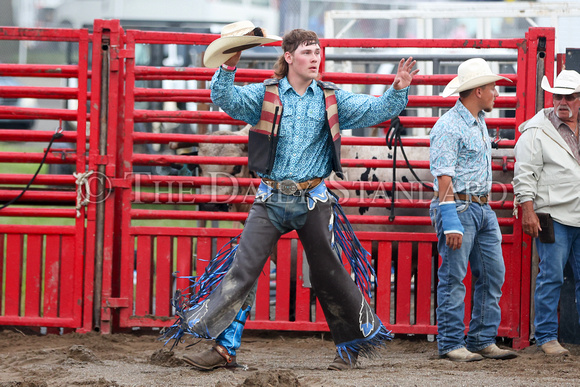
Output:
[
  {"xmin": 541, "ymin": 69, "xmax": 580, "ymax": 95},
  {"xmin": 203, "ymin": 20, "xmax": 282, "ymax": 68},
  {"xmin": 442, "ymin": 58, "xmax": 512, "ymax": 98}
]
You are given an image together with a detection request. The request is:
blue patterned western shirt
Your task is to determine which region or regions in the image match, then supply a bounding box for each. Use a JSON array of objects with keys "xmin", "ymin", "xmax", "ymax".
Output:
[
  {"xmin": 210, "ymin": 68, "xmax": 409, "ymax": 182},
  {"xmin": 429, "ymin": 99, "xmax": 492, "ymax": 195}
]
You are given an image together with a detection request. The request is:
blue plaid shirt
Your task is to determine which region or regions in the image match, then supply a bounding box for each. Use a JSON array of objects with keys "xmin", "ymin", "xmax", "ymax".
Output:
[
  {"xmin": 430, "ymin": 99, "xmax": 492, "ymax": 195},
  {"xmin": 211, "ymin": 68, "xmax": 409, "ymax": 182}
]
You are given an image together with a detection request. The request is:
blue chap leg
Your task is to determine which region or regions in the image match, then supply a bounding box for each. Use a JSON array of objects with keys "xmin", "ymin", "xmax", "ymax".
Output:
[{"xmin": 216, "ymin": 305, "xmax": 251, "ymax": 356}]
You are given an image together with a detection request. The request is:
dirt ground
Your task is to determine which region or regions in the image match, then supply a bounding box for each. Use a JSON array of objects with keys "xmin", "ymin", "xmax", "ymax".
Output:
[{"xmin": 0, "ymin": 327, "xmax": 579, "ymax": 387}]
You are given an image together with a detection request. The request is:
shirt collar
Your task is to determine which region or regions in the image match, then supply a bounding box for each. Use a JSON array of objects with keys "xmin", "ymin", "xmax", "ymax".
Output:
[
  {"xmin": 279, "ymin": 77, "xmax": 318, "ymax": 96},
  {"xmin": 455, "ymin": 99, "xmax": 485, "ymax": 126}
]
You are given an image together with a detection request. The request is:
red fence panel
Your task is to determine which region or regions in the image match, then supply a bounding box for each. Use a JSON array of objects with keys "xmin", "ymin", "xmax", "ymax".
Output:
[
  {"xmin": 0, "ymin": 26, "xmax": 92, "ymax": 331},
  {"xmin": 0, "ymin": 227, "xmax": 82, "ymax": 328}
]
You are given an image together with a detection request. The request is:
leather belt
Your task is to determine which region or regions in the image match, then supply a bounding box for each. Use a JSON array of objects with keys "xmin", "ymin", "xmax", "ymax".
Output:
[
  {"xmin": 433, "ymin": 191, "xmax": 489, "ymax": 204},
  {"xmin": 262, "ymin": 177, "xmax": 322, "ymax": 196}
]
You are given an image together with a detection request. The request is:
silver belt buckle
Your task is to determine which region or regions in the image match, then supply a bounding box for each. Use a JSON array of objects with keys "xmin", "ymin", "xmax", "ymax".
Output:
[{"xmin": 279, "ymin": 179, "xmax": 298, "ymax": 195}]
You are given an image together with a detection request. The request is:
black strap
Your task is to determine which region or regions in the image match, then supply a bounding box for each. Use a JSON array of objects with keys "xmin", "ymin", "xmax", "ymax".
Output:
[
  {"xmin": 0, "ymin": 129, "xmax": 64, "ymax": 210},
  {"xmin": 385, "ymin": 117, "xmax": 433, "ymax": 222}
]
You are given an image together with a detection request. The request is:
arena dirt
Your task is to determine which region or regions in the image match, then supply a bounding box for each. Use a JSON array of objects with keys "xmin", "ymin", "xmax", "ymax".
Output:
[{"xmin": 0, "ymin": 327, "xmax": 578, "ymax": 386}]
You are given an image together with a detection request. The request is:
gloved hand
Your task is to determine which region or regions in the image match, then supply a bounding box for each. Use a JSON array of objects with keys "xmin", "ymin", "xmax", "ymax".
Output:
[{"xmin": 439, "ymin": 201, "xmax": 464, "ymax": 235}]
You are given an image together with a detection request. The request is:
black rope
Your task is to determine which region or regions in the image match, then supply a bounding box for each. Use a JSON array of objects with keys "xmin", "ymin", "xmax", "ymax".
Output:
[
  {"xmin": 0, "ymin": 128, "xmax": 64, "ymax": 210},
  {"xmin": 385, "ymin": 116, "xmax": 433, "ymax": 222}
]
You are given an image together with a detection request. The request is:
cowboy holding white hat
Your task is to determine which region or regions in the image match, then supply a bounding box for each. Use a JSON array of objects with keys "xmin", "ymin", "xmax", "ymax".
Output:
[{"xmin": 203, "ymin": 20, "xmax": 282, "ymax": 68}]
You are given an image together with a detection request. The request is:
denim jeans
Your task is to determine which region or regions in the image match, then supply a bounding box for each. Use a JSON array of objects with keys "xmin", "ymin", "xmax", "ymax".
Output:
[
  {"xmin": 430, "ymin": 198, "xmax": 505, "ymax": 355},
  {"xmin": 534, "ymin": 220, "xmax": 580, "ymax": 346},
  {"xmin": 263, "ymin": 190, "xmax": 310, "ymax": 234}
]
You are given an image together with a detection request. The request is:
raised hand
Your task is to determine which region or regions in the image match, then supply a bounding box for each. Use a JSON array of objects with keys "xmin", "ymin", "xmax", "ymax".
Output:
[
  {"xmin": 223, "ymin": 51, "xmax": 242, "ymax": 68},
  {"xmin": 393, "ymin": 57, "xmax": 419, "ymax": 90}
]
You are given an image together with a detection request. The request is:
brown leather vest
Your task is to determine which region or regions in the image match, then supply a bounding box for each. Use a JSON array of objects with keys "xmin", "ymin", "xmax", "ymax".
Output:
[{"xmin": 248, "ymin": 79, "xmax": 343, "ymax": 179}]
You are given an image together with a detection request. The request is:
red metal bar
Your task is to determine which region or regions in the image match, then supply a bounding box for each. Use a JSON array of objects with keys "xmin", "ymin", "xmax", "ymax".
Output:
[
  {"xmin": 396, "ymin": 242, "xmax": 413, "ymax": 325},
  {"xmin": 375, "ymin": 241, "xmax": 392, "ymax": 324},
  {"xmin": 117, "ymin": 29, "xmax": 139, "ymax": 330},
  {"xmin": 43, "ymin": 235, "xmax": 60, "ymax": 318},
  {"xmin": 175, "ymin": 237, "xmax": 193, "ymax": 293},
  {"xmin": 99, "ymin": 18, "xmax": 125, "ymax": 334},
  {"xmin": 0, "ymin": 86, "xmax": 81, "ymax": 100},
  {"xmin": 195, "ymin": 236, "xmax": 211, "ymax": 278},
  {"xmin": 0, "ymin": 208, "xmax": 76, "ymax": 218},
  {"xmin": 0, "ymin": 190, "xmax": 76, "ymax": 203},
  {"xmin": 60, "ymin": 235, "xmax": 76, "ymax": 318},
  {"xmin": 0, "ymin": 174, "xmax": 76, "ymax": 186},
  {"xmin": 0, "ymin": 152, "xmax": 76, "ymax": 164},
  {"xmin": 0, "ymin": 26, "xmax": 88, "ymax": 41},
  {"xmin": 0, "ymin": 316, "xmax": 77, "ymax": 327},
  {"xmin": 275, "ymin": 239, "xmax": 292, "ymax": 322},
  {"xmin": 0, "ymin": 225, "xmax": 75, "ymax": 234},
  {"xmin": 155, "ymin": 236, "xmax": 172, "ymax": 317},
  {"xmin": 322, "ymin": 72, "xmax": 516, "ymax": 86},
  {"xmin": 0, "ymin": 106, "xmax": 81, "ymax": 121},
  {"xmin": 415, "ymin": 242, "xmax": 433, "ymax": 326},
  {"xmin": 135, "ymin": 236, "xmax": 153, "ymax": 316},
  {"xmin": 25, "ymin": 235, "xmax": 42, "ymax": 318},
  {"xmin": 134, "ymin": 88, "xmax": 212, "ymax": 103},
  {"xmin": 462, "ymin": 265, "xmax": 473, "ymax": 330},
  {"xmin": 319, "ymin": 37, "xmax": 523, "ymax": 49},
  {"xmin": 0, "ymin": 64, "xmax": 81, "ymax": 78},
  {"xmin": 129, "ymin": 30, "xmax": 217, "ymax": 45},
  {"xmin": 407, "ymin": 95, "xmax": 517, "ymax": 108},
  {"xmin": 4, "ymin": 234, "xmax": 23, "ymax": 316},
  {"xmin": 0, "ymin": 130, "xmax": 78, "ymax": 143}
]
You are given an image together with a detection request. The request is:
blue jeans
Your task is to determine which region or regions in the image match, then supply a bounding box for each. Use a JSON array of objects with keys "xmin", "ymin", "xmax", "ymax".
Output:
[
  {"xmin": 534, "ymin": 220, "xmax": 580, "ymax": 346},
  {"xmin": 430, "ymin": 198, "xmax": 505, "ymax": 355}
]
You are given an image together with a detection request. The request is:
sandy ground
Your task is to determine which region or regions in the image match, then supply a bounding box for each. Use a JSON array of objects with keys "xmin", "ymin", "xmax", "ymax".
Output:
[{"xmin": 0, "ymin": 327, "xmax": 579, "ymax": 387}]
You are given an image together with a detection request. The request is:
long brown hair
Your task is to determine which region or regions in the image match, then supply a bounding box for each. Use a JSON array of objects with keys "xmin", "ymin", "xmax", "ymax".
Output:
[{"xmin": 273, "ymin": 29, "xmax": 320, "ymax": 79}]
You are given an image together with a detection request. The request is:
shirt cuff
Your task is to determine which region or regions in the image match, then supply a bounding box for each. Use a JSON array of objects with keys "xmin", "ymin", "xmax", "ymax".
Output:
[
  {"xmin": 217, "ymin": 66, "xmax": 236, "ymax": 80},
  {"xmin": 431, "ymin": 168, "xmax": 456, "ymax": 178},
  {"xmin": 516, "ymin": 195, "xmax": 534, "ymax": 204}
]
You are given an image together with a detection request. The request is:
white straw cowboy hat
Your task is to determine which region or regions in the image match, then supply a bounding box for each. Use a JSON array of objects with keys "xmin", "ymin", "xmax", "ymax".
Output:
[
  {"xmin": 541, "ymin": 69, "xmax": 580, "ymax": 95},
  {"xmin": 203, "ymin": 20, "xmax": 282, "ymax": 68},
  {"xmin": 442, "ymin": 58, "xmax": 511, "ymax": 98}
]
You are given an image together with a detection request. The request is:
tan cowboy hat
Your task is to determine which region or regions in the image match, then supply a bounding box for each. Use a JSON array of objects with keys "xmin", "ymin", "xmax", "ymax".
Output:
[
  {"xmin": 541, "ymin": 69, "xmax": 580, "ymax": 95},
  {"xmin": 442, "ymin": 58, "xmax": 512, "ymax": 98},
  {"xmin": 203, "ymin": 20, "xmax": 282, "ymax": 68}
]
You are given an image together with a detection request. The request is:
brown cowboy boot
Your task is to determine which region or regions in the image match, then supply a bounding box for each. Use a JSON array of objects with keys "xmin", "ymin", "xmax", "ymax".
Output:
[
  {"xmin": 183, "ymin": 345, "xmax": 236, "ymax": 371},
  {"xmin": 475, "ymin": 344, "xmax": 518, "ymax": 360},
  {"xmin": 328, "ymin": 350, "xmax": 358, "ymax": 371},
  {"xmin": 540, "ymin": 340, "xmax": 570, "ymax": 356}
]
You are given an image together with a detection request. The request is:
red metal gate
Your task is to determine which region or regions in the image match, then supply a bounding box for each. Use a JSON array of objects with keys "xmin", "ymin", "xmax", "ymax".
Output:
[
  {"xmin": 0, "ymin": 26, "xmax": 91, "ymax": 331},
  {"xmin": 0, "ymin": 21, "xmax": 555, "ymax": 348}
]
